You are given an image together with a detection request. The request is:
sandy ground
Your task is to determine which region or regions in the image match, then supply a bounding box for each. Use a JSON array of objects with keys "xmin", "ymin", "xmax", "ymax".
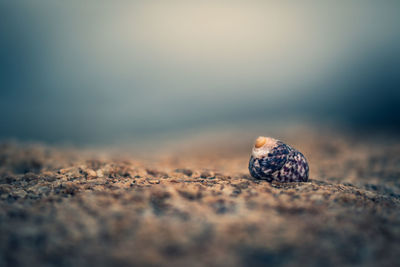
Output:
[{"xmin": 0, "ymin": 128, "xmax": 400, "ymax": 267}]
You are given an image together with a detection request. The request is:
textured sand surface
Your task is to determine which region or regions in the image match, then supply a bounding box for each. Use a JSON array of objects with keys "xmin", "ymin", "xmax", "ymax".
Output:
[{"xmin": 1, "ymin": 129, "xmax": 400, "ymax": 267}]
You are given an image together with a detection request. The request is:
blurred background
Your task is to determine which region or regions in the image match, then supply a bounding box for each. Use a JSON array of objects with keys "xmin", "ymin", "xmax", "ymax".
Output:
[{"xmin": 1, "ymin": 1, "xmax": 399, "ymax": 145}]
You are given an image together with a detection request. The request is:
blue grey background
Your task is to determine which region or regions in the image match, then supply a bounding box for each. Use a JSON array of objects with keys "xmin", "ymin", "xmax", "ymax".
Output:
[{"xmin": 1, "ymin": 1, "xmax": 399, "ymax": 144}]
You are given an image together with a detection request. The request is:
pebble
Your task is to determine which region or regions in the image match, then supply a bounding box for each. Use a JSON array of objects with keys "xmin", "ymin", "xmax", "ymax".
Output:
[{"xmin": 85, "ymin": 169, "xmax": 97, "ymax": 179}]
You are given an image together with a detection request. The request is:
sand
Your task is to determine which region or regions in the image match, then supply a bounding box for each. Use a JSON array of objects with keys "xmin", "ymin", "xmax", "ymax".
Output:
[{"xmin": 0, "ymin": 129, "xmax": 399, "ymax": 267}]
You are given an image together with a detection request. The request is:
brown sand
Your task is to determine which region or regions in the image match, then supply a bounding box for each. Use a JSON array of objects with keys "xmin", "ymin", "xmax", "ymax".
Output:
[{"xmin": 0, "ymin": 129, "xmax": 400, "ymax": 266}]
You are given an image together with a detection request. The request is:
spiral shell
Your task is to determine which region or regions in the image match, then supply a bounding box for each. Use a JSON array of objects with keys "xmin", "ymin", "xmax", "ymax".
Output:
[{"xmin": 248, "ymin": 136, "xmax": 309, "ymax": 182}]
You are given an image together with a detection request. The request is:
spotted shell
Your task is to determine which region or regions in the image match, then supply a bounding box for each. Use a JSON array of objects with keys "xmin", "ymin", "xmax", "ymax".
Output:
[{"xmin": 248, "ymin": 136, "xmax": 309, "ymax": 182}]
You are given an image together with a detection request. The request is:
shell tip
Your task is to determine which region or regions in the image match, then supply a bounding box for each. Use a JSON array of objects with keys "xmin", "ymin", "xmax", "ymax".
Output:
[{"xmin": 255, "ymin": 136, "xmax": 267, "ymax": 148}]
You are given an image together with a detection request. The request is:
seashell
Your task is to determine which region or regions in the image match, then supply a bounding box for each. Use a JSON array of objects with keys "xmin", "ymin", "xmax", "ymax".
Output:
[{"xmin": 248, "ymin": 136, "xmax": 309, "ymax": 182}]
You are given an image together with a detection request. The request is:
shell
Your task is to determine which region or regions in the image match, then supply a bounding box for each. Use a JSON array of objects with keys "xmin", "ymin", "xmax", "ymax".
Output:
[{"xmin": 248, "ymin": 136, "xmax": 309, "ymax": 182}]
